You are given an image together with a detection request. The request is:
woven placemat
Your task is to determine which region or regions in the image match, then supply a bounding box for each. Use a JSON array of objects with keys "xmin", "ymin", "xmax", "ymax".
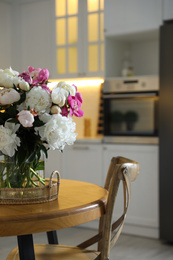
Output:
[{"xmin": 0, "ymin": 170, "xmax": 60, "ymax": 205}]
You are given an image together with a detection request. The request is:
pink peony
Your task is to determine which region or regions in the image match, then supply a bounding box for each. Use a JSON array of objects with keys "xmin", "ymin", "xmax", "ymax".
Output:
[
  {"xmin": 68, "ymin": 92, "xmax": 84, "ymax": 117},
  {"xmin": 61, "ymin": 105, "xmax": 68, "ymax": 117},
  {"xmin": 36, "ymin": 68, "xmax": 49, "ymax": 83},
  {"xmin": 28, "ymin": 66, "xmax": 41, "ymax": 78},
  {"xmin": 41, "ymin": 83, "xmax": 52, "ymax": 93},
  {"xmin": 17, "ymin": 110, "xmax": 34, "ymax": 128},
  {"xmin": 28, "ymin": 67, "xmax": 50, "ymax": 87},
  {"xmin": 19, "ymin": 72, "xmax": 32, "ymax": 84}
]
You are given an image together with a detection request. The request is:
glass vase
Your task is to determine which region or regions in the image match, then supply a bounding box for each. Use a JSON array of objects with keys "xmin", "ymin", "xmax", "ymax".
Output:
[{"xmin": 0, "ymin": 154, "xmax": 45, "ymax": 189}]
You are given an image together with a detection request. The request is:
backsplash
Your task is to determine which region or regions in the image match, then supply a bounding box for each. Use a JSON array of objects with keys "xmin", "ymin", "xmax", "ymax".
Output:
[{"xmin": 73, "ymin": 84, "xmax": 102, "ymax": 139}]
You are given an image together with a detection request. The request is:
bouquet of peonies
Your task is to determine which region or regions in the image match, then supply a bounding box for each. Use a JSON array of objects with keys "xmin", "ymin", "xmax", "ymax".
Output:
[{"xmin": 0, "ymin": 66, "xmax": 83, "ymax": 188}]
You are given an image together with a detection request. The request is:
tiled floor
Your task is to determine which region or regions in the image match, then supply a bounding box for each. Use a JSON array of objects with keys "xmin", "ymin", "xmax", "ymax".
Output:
[{"xmin": 1, "ymin": 227, "xmax": 173, "ymax": 260}]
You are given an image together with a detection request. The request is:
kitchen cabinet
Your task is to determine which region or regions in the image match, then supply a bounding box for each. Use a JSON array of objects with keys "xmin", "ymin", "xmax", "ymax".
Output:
[
  {"xmin": 102, "ymin": 143, "xmax": 159, "ymax": 238},
  {"xmin": 45, "ymin": 150, "xmax": 63, "ymax": 179},
  {"xmin": 104, "ymin": 0, "xmax": 162, "ymax": 36},
  {"xmin": 45, "ymin": 143, "xmax": 103, "ymax": 184},
  {"xmin": 45, "ymin": 141, "xmax": 159, "ymax": 238},
  {"xmin": 104, "ymin": 0, "xmax": 161, "ymax": 78},
  {"xmin": 54, "ymin": 0, "xmax": 104, "ymax": 78},
  {"xmin": 162, "ymin": 0, "xmax": 173, "ymax": 21},
  {"xmin": 105, "ymin": 32, "xmax": 159, "ymax": 78},
  {"xmin": 59, "ymin": 143, "xmax": 103, "ymax": 186}
]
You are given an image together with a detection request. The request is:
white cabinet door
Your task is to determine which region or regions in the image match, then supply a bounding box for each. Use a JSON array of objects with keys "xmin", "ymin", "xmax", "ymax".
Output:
[
  {"xmin": 104, "ymin": 0, "xmax": 162, "ymax": 36},
  {"xmin": 45, "ymin": 150, "xmax": 63, "ymax": 179},
  {"xmin": 102, "ymin": 144, "xmax": 159, "ymax": 235},
  {"xmin": 61, "ymin": 144, "xmax": 103, "ymax": 186},
  {"xmin": 54, "ymin": 0, "xmax": 104, "ymax": 78},
  {"xmin": 163, "ymin": 0, "xmax": 173, "ymax": 21}
]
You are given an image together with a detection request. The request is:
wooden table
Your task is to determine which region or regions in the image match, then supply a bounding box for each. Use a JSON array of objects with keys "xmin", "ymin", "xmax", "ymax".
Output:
[{"xmin": 0, "ymin": 179, "xmax": 108, "ymax": 260}]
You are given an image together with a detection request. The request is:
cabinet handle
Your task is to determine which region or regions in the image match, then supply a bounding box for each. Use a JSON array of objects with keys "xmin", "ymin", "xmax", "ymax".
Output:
[
  {"xmin": 78, "ymin": 72, "xmax": 86, "ymax": 77},
  {"xmin": 73, "ymin": 146, "xmax": 89, "ymax": 150}
]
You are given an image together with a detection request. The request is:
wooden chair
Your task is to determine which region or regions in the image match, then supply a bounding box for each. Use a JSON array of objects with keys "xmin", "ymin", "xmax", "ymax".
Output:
[{"xmin": 7, "ymin": 156, "xmax": 139, "ymax": 260}]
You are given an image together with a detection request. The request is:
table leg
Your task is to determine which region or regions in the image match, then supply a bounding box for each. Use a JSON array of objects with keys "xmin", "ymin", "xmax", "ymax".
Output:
[
  {"xmin": 17, "ymin": 234, "xmax": 35, "ymax": 260},
  {"xmin": 47, "ymin": 230, "xmax": 59, "ymax": 244}
]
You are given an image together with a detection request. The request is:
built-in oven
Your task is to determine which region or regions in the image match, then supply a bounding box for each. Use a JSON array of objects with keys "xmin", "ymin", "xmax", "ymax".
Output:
[{"xmin": 103, "ymin": 76, "xmax": 159, "ymax": 144}]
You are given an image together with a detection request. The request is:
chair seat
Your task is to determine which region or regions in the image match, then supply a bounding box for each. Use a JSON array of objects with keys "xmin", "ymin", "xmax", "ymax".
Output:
[{"xmin": 7, "ymin": 244, "xmax": 100, "ymax": 260}]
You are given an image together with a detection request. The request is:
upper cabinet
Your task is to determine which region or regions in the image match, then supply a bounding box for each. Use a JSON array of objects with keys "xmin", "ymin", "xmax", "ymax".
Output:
[
  {"xmin": 104, "ymin": 0, "xmax": 162, "ymax": 36},
  {"xmin": 3, "ymin": 0, "xmax": 173, "ymax": 78},
  {"xmin": 54, "ymin": 0, "xmax": 104, "ymax": 78},
  {"xmin": 104, "ymin": 0, "xmax": 163, "ymax": 78}
]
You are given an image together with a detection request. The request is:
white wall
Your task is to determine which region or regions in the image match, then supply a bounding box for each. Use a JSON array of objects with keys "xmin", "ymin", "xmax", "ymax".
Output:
[
  {"xmin": 0, "ymin": 0, "xmax": 55, "ymax": 74},
  {"xmin": 20, "ymin": 0, "xmax": 54, "ymax": 74},
  {"xmin": 0, "ymin": 1, "xmax": 12, "ymax": 68}
]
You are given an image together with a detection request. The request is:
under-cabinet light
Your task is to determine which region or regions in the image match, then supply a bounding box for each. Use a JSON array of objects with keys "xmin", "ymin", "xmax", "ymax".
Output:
[{"xmin": 48, "ymin": 78, "xmax": 104, "ymax": 89}]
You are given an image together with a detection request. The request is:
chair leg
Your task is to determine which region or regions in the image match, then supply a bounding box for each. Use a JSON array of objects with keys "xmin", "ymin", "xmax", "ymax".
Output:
[
  {"xmin": 47, "ymin": 230, "xmax": 59, "ymax": 244},
  {"xmin": 17, "ymin": 234, "xmax": 35, "ymax": 260}
]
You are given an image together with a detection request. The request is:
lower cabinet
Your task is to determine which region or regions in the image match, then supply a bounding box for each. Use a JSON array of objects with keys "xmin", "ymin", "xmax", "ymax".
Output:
[
  {"xmin": 45, "ymin": 142, "xmax": 159, "ymax": 238},
  {"xmin": 60, "ymin": 144, "xmax": 103, "ymax": 186},
  {"xmin": 45, "ymin": 149, "xmax": 64, "ymax": 178},
  {"xmin": 103, "ymin": 144, "xmax": 159, "ymax": 238}
]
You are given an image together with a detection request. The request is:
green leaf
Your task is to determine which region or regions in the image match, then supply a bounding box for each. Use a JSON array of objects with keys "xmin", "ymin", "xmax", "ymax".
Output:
[
  {"xmin": 7, "ymin": 118, "xmax": 18, "ymax": 124},
  {"xmin": 36, "ymin": 149, "xmax": 41, "ymax": 161},
  {"xmin": 16, "ymin": 146, "xmax": 27, "ymax": 166},
  {"xmin": 17, "ymin": 92, "xmax": 26, "ymax": 105},
  {"xmin": 0, "ymin": 118, "xmax": 4, "ymax": 125},
  {"xmin": 36, "ymin": 161, "xmax": 44, "ymax": 171},
  {"xmin": 6, "ymin": 105, "xmax": 17, "ymax": 118},
  {"xmin": 33, "ymin": 117, "xmax": 45, "ymax": 127},
  {"xmin": 26, "ymin": 151, "xmax": 37, "ymax": 163},
  {"xmin": 40, "ymin": 145, "xmax": 48, "ymax": 158},
  {"xmin": 13, "ymin": 84, "xmax": 17, "ymax": 90}
]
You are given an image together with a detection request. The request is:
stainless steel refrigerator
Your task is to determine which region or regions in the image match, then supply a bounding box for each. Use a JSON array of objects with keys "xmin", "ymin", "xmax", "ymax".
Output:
[{"xmin": 159, "ymin": 20, "xmax": 173, "ymax": 242}]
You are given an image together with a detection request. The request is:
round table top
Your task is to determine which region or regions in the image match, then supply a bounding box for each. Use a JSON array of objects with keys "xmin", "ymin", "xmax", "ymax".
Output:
[{"xmin": 0, "ymin": 179, "xmax": 108, "ymax": 237}]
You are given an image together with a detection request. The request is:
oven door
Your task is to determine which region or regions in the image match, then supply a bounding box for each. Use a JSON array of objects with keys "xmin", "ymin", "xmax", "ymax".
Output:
[{"xmin": 103, "ymin": 92, "xmax": 159, "ymax": 137}]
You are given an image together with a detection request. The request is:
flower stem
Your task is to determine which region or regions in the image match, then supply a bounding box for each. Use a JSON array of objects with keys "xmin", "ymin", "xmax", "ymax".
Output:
[{"xmin": 30, "ymin": 167, "xmax": 45, "ymax": 185}]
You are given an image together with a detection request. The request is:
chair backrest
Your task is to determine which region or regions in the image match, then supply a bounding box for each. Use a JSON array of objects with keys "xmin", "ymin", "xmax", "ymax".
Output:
[{"xmin": 98, "ymin": 156, "xmax": 139, "ymax": 260}]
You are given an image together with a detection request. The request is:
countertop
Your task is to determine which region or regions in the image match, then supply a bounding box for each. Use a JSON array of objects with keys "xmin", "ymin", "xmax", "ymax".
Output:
[
  {"xmin": 75, "ymin": 136, "xmax": 159, "ymax": 145},
  {"xmin": 75, "ymin": 137, "xmax": 103, "ymax": 144}
]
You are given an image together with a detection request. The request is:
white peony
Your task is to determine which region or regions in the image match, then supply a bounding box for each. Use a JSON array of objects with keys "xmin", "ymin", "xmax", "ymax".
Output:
[
  {"xmin": 50, "ymin": 105, "xmax": 61, "ymax": 114},
  {"xmin": 51, "ymin": 81, "xmax": 77, "ymax": 107},
  {"xmin": 0, "ymin": 88, "xmax": 20, "ymax": 105},
  {"xmin": 3, "ymin": 67, "xmax": 19, "ymax": 77},
  {"xmin": 57, "ymin": 81, "xmax": 76, "ymax": 96},
  {"xmin": 36, "ymin": 114, "xmax": 77, "ymax": 151},
  {"xmin": 51, "ymin": 87, "xmax": 68, "ymax": 107},
  {"xmin": 0, "ymin": 122, "xmax": 20, "ymax": 157},
  {"xmin": 0, "ymin": 67, "xmax": 21, "ymax": 88},
  {"xmin": 39, "ymin": 113, "xmax": 51, "ymax": 123},
  {"xmin": 24, "ymin": 86, "xmax": 51, "ymax": 115},
  {"xmin": 18, "ymin": 80, "xmax": 30, "ymax": 91}
]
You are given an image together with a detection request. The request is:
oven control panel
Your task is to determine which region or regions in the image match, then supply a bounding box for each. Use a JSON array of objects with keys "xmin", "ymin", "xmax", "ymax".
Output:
[{"xmin": 103, "ymin": 76, "xmax": 159, "ymax": 93}]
